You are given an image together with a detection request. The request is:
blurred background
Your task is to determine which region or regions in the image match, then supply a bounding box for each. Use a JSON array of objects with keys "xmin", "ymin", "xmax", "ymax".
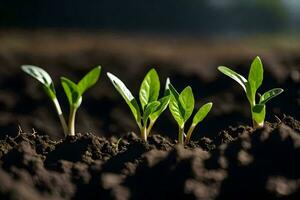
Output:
[
  {"xmin": 1, "ymin": 0, "xmax": 300, "ymax": 35},
  {"xmin": 0, "ymin": 0, "xmax": 299, "ymax": 139}
]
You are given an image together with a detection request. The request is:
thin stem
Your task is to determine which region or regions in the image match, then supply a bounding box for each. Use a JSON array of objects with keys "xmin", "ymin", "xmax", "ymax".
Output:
[
  {"xmin": 146, "ymin": 120, "xmax": 155, "ymax": 137},
  {"xmin": 141, "ymin": 126, "xmax": 147, "ymax": 142},
  {"xmin": 185, "ymin": 124, "xmax": 196, "ymax": 145},
  {"xmin": 251, "ymin": 104, "xmax": 265, "ymax": 129},
  {"xmin": 178, "ymin": 125, "xmax": 185, "ymax": 145},
  {"xmin": 68, "ymin": 106, "xmax": 77, "ymax": 136},
  {"xmin": 52, "ymin": 98, "xmax": 68, "ymax": 136}
]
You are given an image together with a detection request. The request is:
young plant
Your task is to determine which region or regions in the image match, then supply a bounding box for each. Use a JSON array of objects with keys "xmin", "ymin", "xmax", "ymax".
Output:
[
  {"xmin": 22, "ymin": 65, "xmax": 68, "ymax": 135},
  {"xmin": 22, "ymin": 65, "xmax": 101, "ymax": 136},
  {"xmin": 107, "ymin": 69, "xmax": 170, "ymax": 142},
  {"xmin": 60, "ymin": 66, "xmax": 101, "ymax": 136},
  {"xmin": 167, "ymin": 80, "xmax": 213, "ymax": 145},
  {"xmin": 218, "ymin": 56, "xmax": 284, "ymax": 128}
]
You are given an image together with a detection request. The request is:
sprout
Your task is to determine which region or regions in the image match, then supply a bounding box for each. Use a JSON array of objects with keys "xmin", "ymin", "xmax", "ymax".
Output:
[
  {"xmin": 61, "ymin": 66, "xmax": 101, "ymax": 136},
  {"xmin": 22, "ymin": 65, "xmax": 101, "ymax": 136},
  {"xmin": 167, "ymin": 80, "xmax": 213, "ymax": 145},
  {"xmin": 22, "ymin": 65, "xmax": 68, "ymax": 135},
  {"xmin": 107, "ymin": 69, "xmax": 170, "ymax": 142},
  {"xmin": 218, "ymin": 56, "xmax": 284, "ymax": 128}
]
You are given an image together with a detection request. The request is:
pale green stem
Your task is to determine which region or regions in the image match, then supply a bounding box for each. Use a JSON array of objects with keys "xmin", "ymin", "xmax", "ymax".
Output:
[
  {"xmin": 249, "ymin": 99, "xmax": 261, "ymax": 128},
  {"xmin": 52, "ymin": 98, "xmax": 68, "ymax": 136},
  {"xmin": 251, "ymin": 112, "xmax": 264, "ymax": 128},
  {"xmin": 178, "ymin": 125, "xmax": 185, "ymax": 145},
  {"xmin": 68, "ymin": 106, "xmax": 78, "ymax": 136},
  {"xmin": 137, "ymin": 122, "xmax": 143, "ymax": 131},
  {"xmin": 185, "ymin": 124, "xmax": 196, "ymax": 145},
  {"xmin": 141, "ymin": 126, "xmax": 147, "ymax": 142},
  {"xmin": 250, "ymin": 103, "xmax": 264, "ymax": 129},
  {"xmin": 146, "ymin": 120, "xmax": 155, "ymax": 137}
]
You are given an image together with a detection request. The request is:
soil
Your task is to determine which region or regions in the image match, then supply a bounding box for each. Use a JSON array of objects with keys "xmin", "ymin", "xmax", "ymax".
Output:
[
  {"xmin": 0, "ymin": 30, "xmax": 299, "ymax": 199},
  {"xmin": 0, "ymin": 116, "xmax": 299, "ymax": 200}
]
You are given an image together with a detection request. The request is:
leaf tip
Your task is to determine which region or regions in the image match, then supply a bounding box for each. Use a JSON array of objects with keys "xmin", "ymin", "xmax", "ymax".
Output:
[
  {"xmin": 21, "ymin": 65, "xmax": 28, "ymax": 70},
  {"xmin": 254, "ymin": 56, "xmax": 261, "ymax": 62},
  {"xmin": 185, "ymin": 86, "xmax": 193, "ymax": 92},
  {"xmin": 149, "ymin": 68, "xmax": 158, "ymax": 73},
  {"xmin": 21, "ymin": 65, "xmax": 38, "ymax": 74},
  {"xmin": 217, "ymin": 66, "xmax": 227, "ymax": 73},
  {"xmin": 106, "ymin": 72, "xmax": 114, "ymax": 79},
  {"xmin": 165, "ymin": 77, "xmax": 171, "ymax": 86}
]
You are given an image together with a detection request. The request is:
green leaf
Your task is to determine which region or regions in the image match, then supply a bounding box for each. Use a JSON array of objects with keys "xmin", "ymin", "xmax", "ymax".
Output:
[
  {"xmin": 149, "ymin": 95, "xmax": 170, "ymax": 121},
  {"xmin": 245, "ymin": 82, "xmax": 255, "ymax": 106},
  {"xmin": 248, "ymin": 56, "xmax": 263, "ymax": 99},
  {"xmin": 139, "ymin": 69, "xmax": 160, "ymax": 110},
  {"xmin": 78, "ymin": 66, "xmax": 101, "ymax": 95},
  {"xmin": 167, "ymin": 81, "xmax": 180, "ymax": 100},
  {"xmin": 22, "ymin": 65, "xmax": 52, "ymax": 86},
  {"xmin": 179, "ymin": 86, "xmax": 194, "ymax": 121},
  {"xmin": 169, "ymin": 95, "xmax": 185, "ymax": 127},
  {"xmin": 166, "ymin": 80, "xmax": 186, "ymax": 123},
  {"xmin": 61, "ymin": 77, "xmax": 82, "ymax": 107},
  {"xmin": 192, "ymin": 102, "xmax": 213, "ymax": 126},
  {"xmin": 43, "ymin": 84, "xmax": 57, "ymax": 100},
  {"xmin": 143, "ymin": 101, "xmax": 160, "ymax": 124},
  {"xmin": 252, "ymin": 104, "xmax": 265, "ymax": 113},
  {"xmin": 252, "ymin": 104, "xmax": 266, "ymax": 126},
  {"xmin": 259, "ymin": 88, "xmax": 284, "ymax": 105},
  {"xmin": 21, "ymin": 65, "xmax": 56, "ymax": 99},
  {"xmin": 107, "ymin": 72, "xmax": 141, "ymax": 123},
  {"xmin": 218, "ymin": 66, "xmax": 248, "ymax": 92}
]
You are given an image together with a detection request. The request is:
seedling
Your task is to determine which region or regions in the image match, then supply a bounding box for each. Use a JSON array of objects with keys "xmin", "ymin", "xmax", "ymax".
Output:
[
  {"xmin": 22, "ymin": 65, "xmax": 68, "ymax": 135},
  {"xmin": 60, "ymin": 67, "xmax": 101, "ymax": 136},
  {"xmin": 22, "ymin": 65, "xmax": 101, "ymax": 136},
  {"xmin": 167, "ymin": 80, "xmax": 213, "ymax": 145},
  {"xmin": 218, "ymin": 56, "xmax": 284, "ymax": 128},
  {"xmin": 107, "ymin": 69, "xmax": 170, "ymax": 142}
]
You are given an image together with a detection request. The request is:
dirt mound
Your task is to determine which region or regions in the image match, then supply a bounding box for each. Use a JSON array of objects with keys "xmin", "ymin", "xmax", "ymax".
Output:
[{"xmin": 0, "ymin": 116, "xmax": 298, "ymax": 200}]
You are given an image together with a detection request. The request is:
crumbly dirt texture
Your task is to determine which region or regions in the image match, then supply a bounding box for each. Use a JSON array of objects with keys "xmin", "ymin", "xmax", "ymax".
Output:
[
  {"xmin": 0, "ymin": 31, "xmax": 299, "ymax": 199},
  {"xmin": 0, "ymin": 116, "xmax": 299, "ymax": 200}
]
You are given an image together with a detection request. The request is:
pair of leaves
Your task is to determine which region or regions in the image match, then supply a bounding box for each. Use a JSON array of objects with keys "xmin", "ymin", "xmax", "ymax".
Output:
[
  {"xmin": 252, "ymin": 88, "xmax": 284, "ymax": 114},
  {"xmin": 251, "ymin": 87, "xmax": 283, "ymax": 124},
  {"xmin": 218, "ymin": 56, "xmax": 283, "ymax": 126},
  {"xmin": 143, "ymin": 101, "xmax": 160, "ymax": 124},
  {"xmin": 218, "ymin": 56, "xmax": 263, "ymax": 104},
  {"xmin": 168, "ymin": 81, "xmax": 212, "ymax": 128},
  {"xmin": 218, "ymin": 56, "xmax": 283, "ymax": 107},
  {"xmin": 61, "ymin": 66, "xmax": 102, "ymax": 108},
  {"xmin": 21, "ymin": 65, "xmax": 57, "ymax": 99},
  {"xmin": 150, "ymin": 96, "xmax": 170, "ymax": 122},
  {"xmin": 22, "ymin": 65, "xmax": 101, "ymax": 108},
  {"xmin": 107, "ymin": 69, "xmax": 169, "ymax": 128},
  {"xmin": 139, "ymin": 69, "xmax": 169, "ymax": 124}
]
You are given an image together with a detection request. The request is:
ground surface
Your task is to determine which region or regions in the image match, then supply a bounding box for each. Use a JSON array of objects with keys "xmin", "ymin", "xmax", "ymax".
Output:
[
  {"xmin": 0, "ymin": 30, "xmax": 299, "ymax": 199},
  {"xmin": 0, "ymin": 116, "xmax": 299, "ymax": 199}
]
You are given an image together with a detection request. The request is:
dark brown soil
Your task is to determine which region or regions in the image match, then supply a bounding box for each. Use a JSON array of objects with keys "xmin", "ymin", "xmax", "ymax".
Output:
[
  {"xmin": 0, "ymin": 115, "xmax": 299, "ymax": 200},
  {"xmin": 0, "ymin": 31, "xmax": 299, "ymax": 199}
]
